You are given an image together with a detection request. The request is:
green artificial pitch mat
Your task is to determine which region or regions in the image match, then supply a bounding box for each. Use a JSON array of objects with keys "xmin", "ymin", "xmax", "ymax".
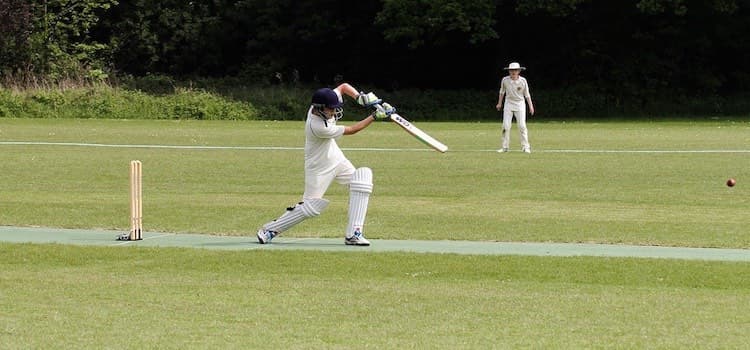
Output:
[{"xmin": 1, "ymin": 226, "xmax": 749, "ymax": 261}]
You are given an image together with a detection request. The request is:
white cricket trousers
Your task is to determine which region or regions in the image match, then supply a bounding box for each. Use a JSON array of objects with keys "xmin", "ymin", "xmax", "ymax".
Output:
[
  {"xmin": 303, "ymin": 160, "xmax": 355, "ymax": 200},
  {"xmin": 502, "ymin": 108, "xmax": 530, "ymax": 150}
]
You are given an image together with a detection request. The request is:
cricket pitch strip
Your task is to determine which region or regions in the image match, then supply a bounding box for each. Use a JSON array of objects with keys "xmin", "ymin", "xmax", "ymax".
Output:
[{"xmin": 1, "ymin": 226, "xmax": 749, "ymax": 262}]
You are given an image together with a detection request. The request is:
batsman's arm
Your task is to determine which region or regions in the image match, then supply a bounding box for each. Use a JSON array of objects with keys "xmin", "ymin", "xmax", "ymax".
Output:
[
  {"xmin": 334, "ymin": 83, "xmax": 361, "ymax": 100},
  {"xmin": 343, "ymin": 115, "xmax": 376, "ymax": 135},
  {"xmin": 335, "ymin": 83, "xmax": 383, "ymax": 108},
  {"xmin": 343, "ymin": 102, "xmax": 394, "ymax": 135}
]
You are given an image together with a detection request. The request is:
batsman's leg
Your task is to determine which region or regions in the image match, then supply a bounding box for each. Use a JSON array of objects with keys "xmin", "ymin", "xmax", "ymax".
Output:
[
  {"xmin": 257, "ymin": 198, "xmax": 329, "ymax": 244},
  {"xmin": 345, "ymin": 167, "xmax": 372, "ymax": 246}
]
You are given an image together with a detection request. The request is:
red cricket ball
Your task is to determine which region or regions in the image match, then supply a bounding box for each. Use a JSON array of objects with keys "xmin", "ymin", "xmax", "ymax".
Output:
[{"xmin": 727, "ymin": 178, "xmax": 736, "ymax": 187}]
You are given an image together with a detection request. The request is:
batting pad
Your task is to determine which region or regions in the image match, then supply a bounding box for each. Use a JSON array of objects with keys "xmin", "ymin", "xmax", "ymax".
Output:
[
  {"xmin": 347, "ymin": 167, "xmax": 373, "ymax": 237},
  {"xmin": 264, "ymin": 198, "xmax": 329, "ymax": 233}
]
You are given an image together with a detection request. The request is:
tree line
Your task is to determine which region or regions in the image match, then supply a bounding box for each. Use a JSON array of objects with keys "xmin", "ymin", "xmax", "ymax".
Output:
[{"xmin": 1, "ymin": 0, "xmax": 748, "ymax": 105}]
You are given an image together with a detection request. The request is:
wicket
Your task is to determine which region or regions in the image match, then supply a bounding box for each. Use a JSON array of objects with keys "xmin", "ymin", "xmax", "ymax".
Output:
[{"xmin": 127, "ymin": 160, "xmax": 143, "ymax": 240}]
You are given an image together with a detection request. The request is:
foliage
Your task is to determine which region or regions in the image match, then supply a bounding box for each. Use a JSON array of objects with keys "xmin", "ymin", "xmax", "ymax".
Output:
[
  {"xmin": 2, "ymin": 0, "xmax": 750, "ymax": 117},
  {"xmin": 515, "ymin": 0, "xmax": 590, "ymax": 16},
  {"xmin": 375, "ymin": 0, "xmax": 498, "ymax": 48},
  {"xmin": 119, "ymin": 74, "xmax": 176, "ymax": 95},
  {"xmin": 0, "ymin": 84, "xmax": 259, "ymax": 120},
  {"xmin": 102, "ymin": 0, "xmax": 226, "ymax": 76},
  {"xmin": 30, "ymin": 0, "xmax": 116, "ymax": 78},
  {"xmin": 0, "ymin": 0, "xmax": 33, "ymax": 74},
  {"xmin": 2, "ymin": 83, "xmax": 749, "ymax": 120}
]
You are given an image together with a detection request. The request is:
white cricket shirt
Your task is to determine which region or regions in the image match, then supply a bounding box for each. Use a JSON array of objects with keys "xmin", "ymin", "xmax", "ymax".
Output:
[
  {"xmin": 304, "ymin": 106, "xmax": 347, "ymax": 175},
  {"xmin": 499, "ymin": 76, "xmax": 531, "ymax": 112}
]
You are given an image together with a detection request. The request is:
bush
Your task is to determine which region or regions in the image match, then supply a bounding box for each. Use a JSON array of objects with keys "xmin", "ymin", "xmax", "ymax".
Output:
[
  {"xmin": 121, "ymin": 74, "xmax": 177, "ymax": 95},
  {"xmin": 0, "ymin": 90, "xmax": 23, "ymax": 117},
  {"xmin": 0, "ymin": 84, "xmax": 259, "ymax": 120},
  {"xmin": 164, "ymin": 88, "xmax": 257, "ymax": 120},
  {"xmin": 1, "ymin": 78, "xmax": 749, "ymax": 121}
]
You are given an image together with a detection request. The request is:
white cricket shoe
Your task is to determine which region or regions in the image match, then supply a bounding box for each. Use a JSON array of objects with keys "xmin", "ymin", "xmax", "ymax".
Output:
[
  {"xmin": 345, "ymin": 230, "xmax": 370, "ymax": 246},
  {"xmin": 522, "ymin": 147, "xmax": 531, "ymax": 153},
  {"xmin": 257, "ymin": 229, "xmax": 277, "ymax": 244},
  {"xmin": 496, "ymin": 148, "xmax": 509, "ymax": 153}
]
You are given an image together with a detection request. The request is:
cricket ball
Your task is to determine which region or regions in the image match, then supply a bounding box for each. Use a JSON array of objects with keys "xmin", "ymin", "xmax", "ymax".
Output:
[{"xmin": 727, "ymin": 178, "xmax": 736, "ymax": 187}]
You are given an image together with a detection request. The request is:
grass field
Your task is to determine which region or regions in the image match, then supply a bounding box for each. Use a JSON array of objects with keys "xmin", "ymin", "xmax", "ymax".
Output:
[
  {"xmin": 1, "ymin": 118, "xmax": 748, "ymax": 246},
  {"xmin": 1, "ymin": 117, "xmax": 749, "ymax": 348}
]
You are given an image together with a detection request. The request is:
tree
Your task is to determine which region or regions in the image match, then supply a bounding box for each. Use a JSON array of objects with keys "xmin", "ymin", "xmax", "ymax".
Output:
[
  {"xmin": 0, "ymin": 0, "xmax": 33, "ymax": 76},
  {"xmin": 375, "ymin": 0, "xmax": 498, "ymax": 49},
  {"xmin": 102, "ymin": 0, "xmax": 228, "ymax": 76},
  {"xmin": 508, "ymin": 0, "xmax": 746, "ymax": 97},
  {"xmin": 28, "ymin": 0, "xmax": 118, "ymax": 79}
]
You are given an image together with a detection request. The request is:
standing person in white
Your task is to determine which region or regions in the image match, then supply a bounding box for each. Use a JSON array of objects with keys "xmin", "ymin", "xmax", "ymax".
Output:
[
  {"xmin": 496, "ymin": 62, "xmax": 535, "ymax": 153},
  {"xmin": 257, "ymin": 83, "xmax": 394, "ymax": 246}
]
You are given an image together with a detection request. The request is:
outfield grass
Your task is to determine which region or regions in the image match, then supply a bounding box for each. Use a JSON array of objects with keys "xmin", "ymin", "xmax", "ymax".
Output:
[
  {"xmin": 2, "ymin": 243, "xmax": 750, "ymax": 349},
  {"xmin": 0, "ymin": 118, "xmax": 748, "ymax": 247},
  {"xmin": 1, "ymin": 118, "xmax": 749, "ymax": 348}
]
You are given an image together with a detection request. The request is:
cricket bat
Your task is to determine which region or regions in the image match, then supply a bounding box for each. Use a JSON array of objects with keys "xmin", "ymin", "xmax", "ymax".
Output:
[{"xmin": 389, "ymin": 113, "xmax": 448, "ymax": 153}]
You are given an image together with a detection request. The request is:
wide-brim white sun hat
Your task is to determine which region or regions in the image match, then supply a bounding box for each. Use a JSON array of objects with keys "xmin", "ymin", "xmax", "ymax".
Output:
[{"xmin": 503, "ymin": 62, "xmax": 526, "ymax": 70}]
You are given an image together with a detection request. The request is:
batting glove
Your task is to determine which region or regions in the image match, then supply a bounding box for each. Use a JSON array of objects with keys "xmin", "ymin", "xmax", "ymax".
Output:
[
  {"xmin": 373, "ymin": 102, "xmax": 396, "ymax": 121},
  {"xmin": 356, "ymin": 91, "xmax": 382, "ymax": 107}
]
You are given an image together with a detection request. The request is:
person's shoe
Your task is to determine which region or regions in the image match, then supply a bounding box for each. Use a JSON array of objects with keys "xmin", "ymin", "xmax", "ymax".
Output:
[
  {"xmin": 496, "ymin": 148, "xmax": 509, "ymax": 153},
  {"xmin": 257, "ymin": 229, "xmax": 277, "ymax": 244},
  {"xmin": 522, "ymin": 147, "xmax": 531, "ymax": 153},
  {"xmin": 345, "ymin": 230, "xmax": 370, "ymax": 246}
]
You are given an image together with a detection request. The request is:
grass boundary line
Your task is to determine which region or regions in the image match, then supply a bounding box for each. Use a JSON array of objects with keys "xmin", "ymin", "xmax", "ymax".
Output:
[{"xmin": 2, "ymin": 141, "xmax": 750, "ymax": 153}]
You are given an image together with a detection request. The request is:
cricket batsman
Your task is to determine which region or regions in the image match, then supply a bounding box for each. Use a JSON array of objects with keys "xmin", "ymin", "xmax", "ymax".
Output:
[{"xmin": 256, "ymin": 83, "xmax": 395, "ymax": 246}]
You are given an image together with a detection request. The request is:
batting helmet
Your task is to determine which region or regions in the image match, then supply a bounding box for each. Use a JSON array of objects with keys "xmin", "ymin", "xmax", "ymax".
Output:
[{"xmin": 311, "ymin": 88, "xmax": 343, "ymax": 109}]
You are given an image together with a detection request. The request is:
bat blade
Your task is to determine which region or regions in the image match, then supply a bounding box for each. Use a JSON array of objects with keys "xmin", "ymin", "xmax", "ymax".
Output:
[{"xmin": 389, "ymin": 113, "xmax": 448, "ymax": 153}]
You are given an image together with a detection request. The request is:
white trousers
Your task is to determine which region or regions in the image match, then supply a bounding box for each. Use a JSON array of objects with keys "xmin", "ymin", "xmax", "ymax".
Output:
[
  {"xmin": 502, "ymin": 108, "xmax": 530, "ymax": 150},
  {"xmin": 303, "ymin": 160, "xmax": 355, "ymax": 200},
  {"xmin": 303, "ymin": 161, "xmax": 371, "ymax": 238}
]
